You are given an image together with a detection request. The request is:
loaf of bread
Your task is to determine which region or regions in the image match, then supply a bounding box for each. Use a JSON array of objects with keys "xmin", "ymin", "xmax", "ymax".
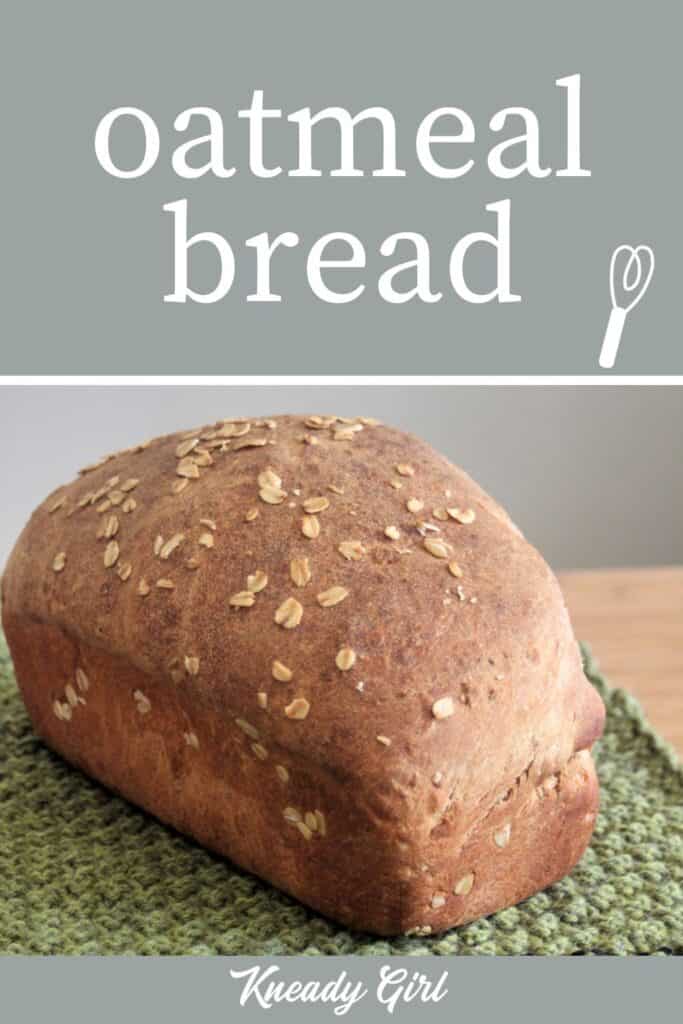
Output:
[{"xmin": 1, "ymin": 414, "xmax": 604, "ymax": 936}]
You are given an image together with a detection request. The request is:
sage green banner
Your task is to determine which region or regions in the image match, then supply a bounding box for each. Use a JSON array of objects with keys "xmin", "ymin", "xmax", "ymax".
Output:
[
  {"xmin": 2, "ymin": 958, "xmax": 682, "ymax": 1023},
  {"xmin": 1, "ymin": 0, "xmax": 679, "ymax": 373}
]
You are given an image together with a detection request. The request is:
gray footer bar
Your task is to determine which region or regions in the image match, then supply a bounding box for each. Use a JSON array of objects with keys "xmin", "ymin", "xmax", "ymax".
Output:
[{"xmin": 2, "ymin": 956, "xmax": 682, "ymax": 1023}]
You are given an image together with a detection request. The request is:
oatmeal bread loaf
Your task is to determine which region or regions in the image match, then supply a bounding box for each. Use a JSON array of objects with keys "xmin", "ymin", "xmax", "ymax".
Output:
[{"xmin": 1, "ymin": 414, "xmax": 604, "ymax": 935}]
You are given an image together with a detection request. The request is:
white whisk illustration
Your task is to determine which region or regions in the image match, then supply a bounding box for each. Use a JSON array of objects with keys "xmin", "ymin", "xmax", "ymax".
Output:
[{"xmin": 599, "ymin": 244, "xmax": 655, "ymax": 369}]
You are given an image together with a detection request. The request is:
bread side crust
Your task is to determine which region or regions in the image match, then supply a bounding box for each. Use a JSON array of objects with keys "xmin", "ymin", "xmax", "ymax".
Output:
[{"xmin": 4, "ymin": 610, "xmax": 600, "ymax": 935}]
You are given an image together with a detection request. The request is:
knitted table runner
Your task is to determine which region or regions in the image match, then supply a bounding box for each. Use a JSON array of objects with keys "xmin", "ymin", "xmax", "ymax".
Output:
[{"xmin": 1, "ymin": 629, "xmax": 681, "ymax": 955}]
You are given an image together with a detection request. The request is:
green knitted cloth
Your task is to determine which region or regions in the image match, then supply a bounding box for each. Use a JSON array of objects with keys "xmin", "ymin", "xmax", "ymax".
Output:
[{"xmin": 1, "ymin": 628, "xmax": 681, "ymax": 956}]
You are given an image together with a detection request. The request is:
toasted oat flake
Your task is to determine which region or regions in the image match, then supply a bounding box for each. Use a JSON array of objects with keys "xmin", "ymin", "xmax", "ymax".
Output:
[
  {"xmin": 301, "ymin": 514, "xmax": 320, "ymax": 539},
  {"xmin": 333, "ymin": 428, "xmax": 356, "ymax": 441},
  {"xmin": 176, "ymin": 458, "xmax": 200, "ymax": 480},
  {"xmin": 448, "ymin": 507, "xmax": 476, "ymax": 525},
  {"xmin": 432, "ymin": 696, "xmax": 455, "ymax": 719},
  {"xmin": 156, "ymin": 578, "xmax": 175, "ymax": 590},
  {"xmin": 283, "ymin": 806, "xmax": 301, "ymax": 823},
  {"xmin": 396, "ymin": 464, "xmax": 415, "ymax": 477},
  {"xmin": 327, "ymin": 484, "xmax": 344, "ymax": 495},
  {"xmin": 433, "ymin": 507, "xmax": 449, "ymax": 521},
  {"xmin": 53, "ymin": 699, "xmax": 72, "ymax": 722},
  {"xmin": 275, "ymin": 597, "xmax": 303, "ymax": 629},
  {"xmin": 137, "ymin": 578, "xmax": 151, "ymax": 597},
  {"xmin": 423, "ymin": 537, "xmax": 451, "ymax": 560},
  {"xmin": 384, "ymin": 525, "xmax": 401, "ymax": 540},
  {"xmin": 290, "ymin": 558, "xmax": 311, "ymax": 588},
  {"xmin": 234, "ymin": 435, "xmax": 267, "ymax": 450},
  {"xmin": 75, "ymin": 668, "xmax": 90, "ymax": 693},
  {"xmin": 160, "ymin": 533, "xmax": 185, "ymax": 560},
  {"xmin": 49, "ymin": 495, "xmax": 66, "ymax": 513},
  {"xmin": 303, "ymin": 496, "xmax": 329, "ymax": 514},
  {"xmin": 454, "ymin": 873, "xmax": 475, "ymax": 896},
  {"xmin": 296, "ymin": 822, "xmax": 313, "ymax": 840},
  {"xmin": 305, "ymin": 415, "xmax": 336, "ymax": 429},
  {"xmin": 315, "ymin": 810, "xmax": 327, "ymax": 836},
  {"xmin": 336, "ymin": 647, "xmax": 356, "ymax": 671},
  {"xmin": 108, "ymin": 490, "xmax": 125, "ymax": 506},
  {"xmin": 154, "ymin": 535, "xmax": 164, "ymax": 556},
  {"xmin": 121, "ymin": 478, "xmax": 139, "ymax": 493},
  {"xmin": 276, "ymin": 765, "xmax": 289, "ymax": 783},
  {"xmin": 172, "ymin": 478, "xmax": 189, "ymax": 495},
  {"xmin": 184, "ymin": 731, "xmax": 200, "ymax": 749},
  {"xmin": 247, "ymin": 570, "xmax": 268, "ymax": 593},
  {"xmin": 176, "ymin": 437, "xmax": 199, "ymax": 459},
  {"xmin": 245, "ymin": 507, "xmax": 259, "ymax": 522},
  {"xmin": 122, "ymin": 497, "xmax": 137, "ymax": 514},
  {"xmin": 259, "ymin": 484, "xmax": 287, "ymax": 505},
  {"xmin": 198, "ymin": 532, "xmax": 215, "ymax": 549},
  {"xmin": 78, "ymin": 459, "xmax": 105, "ymax": 476},
  {"xmin": 64, "ymin": 683, "xmax": 80, "ymax": 708},
  {"xmin": 96, "ymin": 499, "xmax": 112, "ymax": 513},
  {"xmin": 184, "ymin": 655, "xmax": 200, "ymax": 676},
  {"xmin": 494, "ymin": 823, "xmax": 511, "ymax": 848},
  {"xmin": 229, "ymin": 421, "xmax": 251, "ymax": 437},
  {"xmin": 257, "ymin": 691, "xmax": 268, "ymax": 709},
  {"xmin": 52, "ymin": 552, "xmax": 67, "ymax": 573},
  {"xmin": 117, "ymin": 562, "xmax": 133, "ymax": 582},
  {"xmin": 448, "ymin": 561, "xmax": 463, "ymax": 578},
  {"xmin": 251, "ymin": 742, "xmax": 268, "ymax": 761},
  {"xmin": 192, "ymin": 449, "xmax": 214, "ymax": 467},
  {"xmin": 230, "ymin": 590, "xmax": 256, "ymax": 608},
  {"xmin": 272, "ymin": 660, "xmax": 293, "ymax": 682},
  {"xmin": 317, "ymin": 586, "xmax": 349, "ymax": 608},
  {"xmin": 304, "ymin": 811, "xmax": 318, "ymax": 832},
  {"xmin": 406, "ymin": 498, "xmax": 424, "ymax": 514},
  {"xmin": 216, "ymin": 421, "xmax": 248, "ymax": 439},
  {"xmin": 390, "ymin": 480, "xmax": 403, "ymax": 490},
  {"xmin": 376, "ymin": 735, "xmax": 392, "ymax": 746},
  {"xmin": 338, "ymin": 540, "xmax": 365, "ymax": 561},
  {"xmin": 258, "ymin": 468, "xmax": 282, "ymax": 490},
  {"xmin": 284, "ymin": 697, "xmax": 310, "ymax": 720},
  {"xmin": 104, "ymin": 541, "xmax": 120, "ymax": 568},
  {"xmin": 199, "ymin": 518, "xmax": 217, "ymax": 532},
  {"xmin": 235, "ymin": 718, "xmax": 259, "ymax": 740},
  {"xmin": 133, "ymin": 690, "xmax": 151, "ymax": 714}
]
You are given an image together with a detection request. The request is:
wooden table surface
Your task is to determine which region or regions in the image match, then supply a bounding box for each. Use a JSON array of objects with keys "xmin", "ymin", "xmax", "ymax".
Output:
[{"xmin": 559, "ymin": 566, "xmax": 683, "ymax": 757}]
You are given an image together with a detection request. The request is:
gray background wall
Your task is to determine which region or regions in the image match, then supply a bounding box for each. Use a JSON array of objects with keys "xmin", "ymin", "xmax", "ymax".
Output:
[{"xmin": 0, "ymin": 386, "xmax": 680, "ymax": 572}]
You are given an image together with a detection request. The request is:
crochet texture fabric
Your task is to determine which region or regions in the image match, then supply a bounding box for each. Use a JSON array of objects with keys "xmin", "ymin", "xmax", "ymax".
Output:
[{"xmin": 1, "ymin": 629, "xmax": 681, "ymax": 955}]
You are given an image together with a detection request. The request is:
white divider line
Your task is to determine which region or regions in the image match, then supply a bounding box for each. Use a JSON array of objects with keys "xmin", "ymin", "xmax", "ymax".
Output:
[{"xmin": 1, "ymin": 376, "xmax": 682, "ymax": 387}]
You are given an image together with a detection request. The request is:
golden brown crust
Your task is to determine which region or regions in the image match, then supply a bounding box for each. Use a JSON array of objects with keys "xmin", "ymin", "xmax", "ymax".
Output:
[{"xmin": 1, "ymin": 414, "xmax": 605, "ymax": 934}]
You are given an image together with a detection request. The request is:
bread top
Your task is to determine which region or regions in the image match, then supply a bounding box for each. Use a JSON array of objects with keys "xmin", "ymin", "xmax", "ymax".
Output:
[{"xmin": 2, "ymin": 414, "xmax": 603, "ymax": 841}]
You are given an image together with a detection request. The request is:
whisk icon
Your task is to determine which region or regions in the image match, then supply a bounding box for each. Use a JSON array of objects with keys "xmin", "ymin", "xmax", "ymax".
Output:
[{"xmin": 599, "ymin": 244, "xmax": 655, "ymax": 368}]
